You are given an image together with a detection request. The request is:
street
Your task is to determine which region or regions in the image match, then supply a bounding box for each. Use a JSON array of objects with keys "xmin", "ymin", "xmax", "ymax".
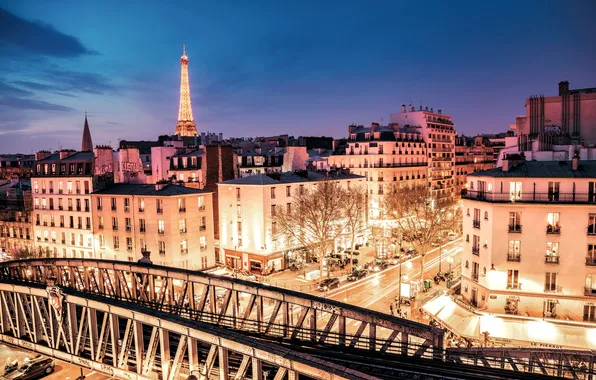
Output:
[{"xmin": 0, "ymin": 344, "xmax": 110, "ymax": 380}]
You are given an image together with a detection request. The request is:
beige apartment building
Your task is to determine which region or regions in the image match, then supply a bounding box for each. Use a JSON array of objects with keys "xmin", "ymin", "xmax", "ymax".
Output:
[
  {"xmin": 461, "ymin": 154, "xmax": 596, "ymax": 322},
  {"xmin": 391, "ymin": 106, "xmax": 457, "ymax": 202},
  {"xmin": 327, "ymin": 123, "xmax": 428, "ymax": 220},
  {"xmin": 218, "ymin": 171, "xmax": 365, "ymax": 274},
  {"xmin": 92, "ymin": 183, "xmax": 215, "ymax": 270},
  {"xmin": 32, "ymin": 150, "xmax": 96, "ymax": 258}
]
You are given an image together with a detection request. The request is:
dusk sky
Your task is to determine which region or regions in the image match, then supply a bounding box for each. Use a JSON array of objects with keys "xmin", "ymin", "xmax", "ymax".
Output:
[{"xmin": 1, "ymin": 0, "xmax": 595, "ymax": 153}]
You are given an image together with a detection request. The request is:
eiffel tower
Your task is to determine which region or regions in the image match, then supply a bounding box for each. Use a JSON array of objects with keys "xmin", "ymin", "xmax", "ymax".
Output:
[{"xmin": 174, "ymin": 45, "xmax": 198, "ymax": 136}]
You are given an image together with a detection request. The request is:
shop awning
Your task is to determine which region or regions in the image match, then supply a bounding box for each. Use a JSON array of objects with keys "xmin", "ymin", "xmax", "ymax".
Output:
[{"xmin": 425, "ymin": 295, "xmax": 596, "ymax": 350}]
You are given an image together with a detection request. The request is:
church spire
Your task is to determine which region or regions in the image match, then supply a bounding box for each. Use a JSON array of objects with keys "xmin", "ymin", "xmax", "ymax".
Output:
[
  {"xmin": 81, "ymin": 113, "xmax": 93, "ymax": 151},
  {"xmin": 174, "ymin": 45, "xmax": 198, "ymax": 137}
]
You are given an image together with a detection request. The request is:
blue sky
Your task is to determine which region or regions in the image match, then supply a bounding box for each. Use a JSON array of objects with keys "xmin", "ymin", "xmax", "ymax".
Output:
[{"xmin": 1, "ymin": 0, "xmax": 595, "ymax": 153}]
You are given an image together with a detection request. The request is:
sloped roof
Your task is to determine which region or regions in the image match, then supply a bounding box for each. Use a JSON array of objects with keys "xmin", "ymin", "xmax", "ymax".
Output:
[
  {"xmin": 470, "ymin": 160, "xmax": 596, "ymax": 178},
  {"xmin": 93, "ymin": 183, "xmax": 211, "ymax": 196}
]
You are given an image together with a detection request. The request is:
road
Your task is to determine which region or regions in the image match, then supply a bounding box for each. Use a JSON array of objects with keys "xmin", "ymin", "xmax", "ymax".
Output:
[
  {"xmin": 0, "ymin": 344, "xmax": 110, "ymax": 380},
  {"xmin": 324, "ymin": 238, "xmax": 462, "ymax": 315}
]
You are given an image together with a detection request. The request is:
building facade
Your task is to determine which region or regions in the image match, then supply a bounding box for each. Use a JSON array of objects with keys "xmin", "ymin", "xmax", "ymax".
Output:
[
  {"xmin": 461, "ymin": 155, "xmax": 596, "ymax": 322},
  {"xmin": 390, "ymin": 106, "xmax": 457, "ymax": 202},
  {"xmin": 0, "ymin": 179, "xmax": 33, "ymax": 257},
  {"xmin": 32, "ymin": 150, "xmax": 97, "ymax": 258},
  {"xmin": 327, "ymin": 123, "xmax": 428, "ymax": 220},
  {"xmin": 91, "ymin": 183, "xmax": 215, "ymax": 269},
  {"xmin": 218, "ymin": 171, "xmax": 365, "ymax": 274},
  {"xmin": 454, "ymin": 135, "xmax": 497, "ymax": 195}
]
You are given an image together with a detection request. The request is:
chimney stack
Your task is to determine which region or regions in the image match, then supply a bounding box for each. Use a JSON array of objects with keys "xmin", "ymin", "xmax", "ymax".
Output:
[
  {"xmin": 502, "ymin": 154, "xmax": 510, "ymax": 172},
  {"xmin": 438, "ymin": 109, "xmax": 442, "ymax": 115},
  {"xmin": 35, "ymin": 151, "xmax": 51, "ymax": 161},
  {"xmin": 401, "ymin": 104, "xmax": 406, "ymax": 113},
  {"xmin": 425, "ymin": 106, "xmax": 428, "ymax": 111},
  {"xmin": 558, "ymin": 81, "xmax": 570, "ymax": 96},
  {"xmin": 59, "ymin": 150, "xmax": 75, "ymax": 159},
  {"xmin": 430, "ymin": 107, "xmax": 433, "ymax": 113},
  {"xmin": 410, "ymin": 105, "xmax": 415, "ymax": 112},
  {"xmin": 572, "ymin": 154, "xmax": 580, "ymax": 171}
]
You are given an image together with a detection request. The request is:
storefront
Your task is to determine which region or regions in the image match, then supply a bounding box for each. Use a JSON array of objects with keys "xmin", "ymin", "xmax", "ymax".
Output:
[
  {"xmin": 223, "ymin": 249, "xmax": 241, "ymax": 269},
  {"xmin": 244, "ymin": 252, "xmax": 284, "ymax": 274}
]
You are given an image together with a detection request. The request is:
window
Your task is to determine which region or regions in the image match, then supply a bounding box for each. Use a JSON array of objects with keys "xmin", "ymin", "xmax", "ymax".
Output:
[
  {"xmin": 548, "ymin": 181, "xmax": 560, "ymax": 202},
  {"xmin": 200, "ymin": 236, "xmax": 206, "ymax": 250},
  {"xmin": 584, "ymin": 304, "xmax": 596, "ymax": 322},
  {"xmin": 508, "ymin": 241, "xmax": 521, "ymax": 261},
  {"xmin": 484, "ymin": 211, "xmax": 489, "ymax": 220},
  {"xmin": 140, "ymin": 238, "xmax": 146, "ymax": 250},
  {"xmin": 112, "ymin": 217, "xmax": 118, "ymax": 230},
  {"xmin": 180, "ymin": 240, "xmax": 188, "ymax": 254},
  {"xmin": 179, "ymin": 198, "xmax": 186, "ymax": 212},
  {"xmin": 472, "ymin": 235, "xmax": 480, "ymax": 255},
  {"xmin": 545, "ymin": 242, "xmax": 559, "ymax": 263},
  {"xmin": 544, "ymin": 299, "xmax": 557, "ymax": 318},
  {"xmin": 590, "ymin": 182, "xmax": 596, "ymax": 203},
  {"xmin": 124, "ymin": 198, "xmax": 130, "ymax": 212},
  {"xmin": 299, "ymin": 184, "xmax": 305, "ymax": 195},
  {"xmin": 509, "ymin": 182, "xmax": 522, "ymax": 200},
  {"xmin": 157, "ymin": 199, "xmax": 163, "ymax": 213},
  {"xmin": 76, "ymin": 198, "xmax": 81, "ymax": 211},
  {"xmin": 509, "ymin": 212, "xmax": 521, "ymax": 232},
  {"xmin": 507, "ymin": 269, "xmax": 519, "ymax": 289},
  {"xmin": 545, "ymin": 272, "xmax": 557, "ymax": 292},
  {"xmin": 287, "ymin": 203, "xmax": 291, "ymax": 213},
  {"xmin": 127, "ymin": 237, "xmax": 133, "ymax": 251},
  {"xmin": 99, "ymin": 234, "xmax": 105, "ymax": 248},
  {"xmin": 200, "ymin": 216, "xmax": 206, "ymax": 230},
  {"xmin": 34, "ymin": 198, "xmax": 39, "ymax": 209},
  {"xmin": 472, "ymin": 262, "xmax": 479, "ymax": 281},
  {"xmin": 236, "ymin": 188, "xmax": 241, "ymax": 202},
  {"xmin": 198, "ymin": 196, "xmax": 205, "ymax": 210},
  {"xmin": 86, "ymin": 217, "xmax": 91, "ymax": 229},
  {"xmin": 158, "ymin": 220, "xmax": 165, "ymax": 234},
  {"xmin": 97, "ymin": 197, "xmax": 102, "ymax": 210},
  {"xmin": 589, "ymin": 214, "xmax": 596, "ymax": 235},
  {"xmin": 139, "ymin": 219, "xmax": 146, "ymax": 233},
  {"xmin": 588, "ymin": 245, "xmax": 596, "ymax": 265},
  {"xmin": 546, "ymin": 212, "xmax": 560, "ymax": 233},
  {"xmin": 271, "ymin": 187, "xmax": 276, "ymax": 199},
  {"xmin": 272, "ymin": 221, "xmax": 277, "ymax": 235},
  {"xmin": 98, "ymin": 216, "xmax": 104, "ymax": 229},
  {"xmin": 139, "ymin": 198, "xmax": 145, "ymax": 212},
  {"xmin": 179, "ymin": 219, "xmax": 186, "ymax": 233},
  {"xmin": 113, "ymin": 236, "xmax": 120, "ymax": 250},
  {"xmin": 84, "ymin": 199, "xmax": 90, "ymax": 212},
  {"xmin": 67, "ymin": 181, "xmax": 73, "ymax": 194},
  {"xmin": 125, "ymin": 218, "xmax": 132, "ymax": 232},
  {"xmin": 286, "ymin": 186, "xmax": 291, "ymax": 197},
  {"xmin": 271, "ymin": 205, "xmax": 276, "ymax": 216},
  {"xmin": 159, "ymin": 241, "xmax": 166, "ymax": 255},
  {"xmin": 473, "ymin": 208, "xmax": 480, "ymax": 228}
]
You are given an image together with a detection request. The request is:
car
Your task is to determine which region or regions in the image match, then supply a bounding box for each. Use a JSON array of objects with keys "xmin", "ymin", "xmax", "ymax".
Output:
[
  {"xmin": 2, "ymin": 356, "xmax": 54, "ymax": 379},
  {"xmin": 317, "ymin": 277, "xmax": 340, "ymax": 291},
  {"xmin": 373, "ymin": 261, "xmax": 389, "ymax": 272},
  {"xmin": 347, "ymin": 269, "xmax": 368, "ymax": 281},
  {"xmin": 343, "ymin": 249, "xmax": 360, "ymax": 256},
  {"xmin": 389, "ymin": 254, "xmax": 401, "ymax": 265},
  {"xmin": 447, "ymin": 232, "xmax": 457, "ymax": 240}
]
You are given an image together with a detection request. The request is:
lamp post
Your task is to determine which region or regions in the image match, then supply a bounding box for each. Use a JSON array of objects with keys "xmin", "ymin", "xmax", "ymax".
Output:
[{"xmin": 446, "ymin": 256, "xmax": 454, "ymax": 287}]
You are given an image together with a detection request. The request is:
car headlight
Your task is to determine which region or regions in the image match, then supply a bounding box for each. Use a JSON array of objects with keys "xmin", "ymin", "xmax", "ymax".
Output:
[{"xmin": 374, "ymin": 266, "xmax": 379, "ymax": 271}]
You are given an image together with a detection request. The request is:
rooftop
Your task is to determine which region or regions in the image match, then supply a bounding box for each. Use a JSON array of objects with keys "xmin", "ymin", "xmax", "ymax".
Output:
[
  {"xmin": 470, "ymin": 160, "xmax": 596, "ymax": 178},
  {"xmin": 92, "ymin": 183, "xmax": 211, "ymax": 196},
  {"xmin": 37, "ymin": 152, "xmax": 95, "ymax": 162},
  {"xmin": 219, "ymin": 171, "xmax": 365, "ymax": 186}
]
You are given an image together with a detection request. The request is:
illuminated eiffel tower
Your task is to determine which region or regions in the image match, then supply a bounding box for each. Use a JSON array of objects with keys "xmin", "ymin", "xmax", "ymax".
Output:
[{"xmin": 174, "ymin": 45, "xmax": 198, "ymax": 136}]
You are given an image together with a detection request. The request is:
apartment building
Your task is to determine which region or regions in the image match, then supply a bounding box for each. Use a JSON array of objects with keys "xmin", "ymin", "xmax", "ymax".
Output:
[
  {"xmin": 327, "ymin": 123, "xmax": 428, "ymax": 219},
  {"xmin": 92, "ymin": 183, "xmax": 215, "ymax": 270},
  {"xmin": 32, "ymin": 150, "xmax": 96, "ymax": 258},
  {"xmin": 390, "ymin": 105, "xmax": 457, "ymax": 202},
  {"xmin": 461, "ymin": 154, "xmax": 596, "ymax": 322},
  {"xmin": 0, "ymin": 179, "xmax": 33, "ymax": 256},
  {"xmin": 218, "ymin": 170, "xmax": 365, "ymax": 274},
  {"xmin": 454, "ymin": 135, "xmax": 497, "ymax": 195}
]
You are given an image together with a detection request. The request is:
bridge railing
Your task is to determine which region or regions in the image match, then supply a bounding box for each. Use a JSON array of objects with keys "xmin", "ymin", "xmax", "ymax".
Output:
[{"xmin": 0, "ymin": 258, "xmax": 445, "ymax": 360}]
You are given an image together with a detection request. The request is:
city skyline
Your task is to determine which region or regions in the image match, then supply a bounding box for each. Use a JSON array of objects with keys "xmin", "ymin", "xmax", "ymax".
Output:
[{"xmin": 1, "ymin": 0, "xmax": 596, "ymax": 153}]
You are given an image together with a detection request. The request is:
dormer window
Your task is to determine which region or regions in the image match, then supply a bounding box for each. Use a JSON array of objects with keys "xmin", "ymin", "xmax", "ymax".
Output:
[{"xmin": 365, "ymin": 133, "xmax": 370, "ymax": 140}]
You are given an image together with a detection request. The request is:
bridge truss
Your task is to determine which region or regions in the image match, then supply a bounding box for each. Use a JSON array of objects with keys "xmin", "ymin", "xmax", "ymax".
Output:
[{"xmin": 0, "ymin": 259, "xmax": 593, "ymax": 379}]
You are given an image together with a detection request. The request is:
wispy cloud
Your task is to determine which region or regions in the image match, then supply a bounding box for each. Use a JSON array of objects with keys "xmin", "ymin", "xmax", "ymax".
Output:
[
  {"xmin": 0, "ymin": 8, "xmax": 97, "ymax": 58},
  {"xmin": 0, "ymin": 97, "xmax": 74, "ymax": 112}
]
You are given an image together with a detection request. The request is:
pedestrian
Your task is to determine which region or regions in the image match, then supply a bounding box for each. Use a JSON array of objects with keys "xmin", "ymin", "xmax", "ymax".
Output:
[{"xmin": 389, "ymin": 303, "xmax": 395, "ymax": 316}]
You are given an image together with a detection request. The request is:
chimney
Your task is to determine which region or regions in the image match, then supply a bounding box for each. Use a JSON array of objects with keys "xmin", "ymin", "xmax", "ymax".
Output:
[
  {"xmin": 35, "ymin": 151, "xmax": 51, "ymax": 161},
  {"xmin": 438, "ymin": 109, "xmax": 442, "ymax": 115},
  {"xmin": 572, "ymin": 154, "xmax": 579, "ymax": 171},
  {"xmin": 371, "ymin": 122, "xmax": 379, "ymax": 133},
  {"xmin": 502, "ymin": 154, "xmax": 510, "ymax": 172},
  {"xmin": 155, "ymin": 183, "xmax": 166, "ymax": 191},
  {"xmin": 411, "ymin": 105, "xmax": 415, "ymax": 112},
  {"xmin": 558, "ymin": 81, "xmax": 570, "ymax": 96},
  {"xmin": 401, "ymin": 104, "xmax": 406, "ymax": 113},
  {"xmin": 59, "ymin": 150, "xmax": 75, "ymax": 159},
  {"xmin": 425, "ymin": 106, "xmax": 428, "ymax": 111},
  {"xmin": 430, "ymin": 107, "xmax": 433, "ymax": 113},
  {"xmin": 419, "ymin": 106, "xmax": 422, "ymax": 111}
]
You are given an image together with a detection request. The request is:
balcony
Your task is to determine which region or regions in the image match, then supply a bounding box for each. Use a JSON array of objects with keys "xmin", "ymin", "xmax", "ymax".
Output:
[
  {"xmin": 158, "ymin": 230, "xmax": 164, "ymax": 235},
  {"xmin": 98, "ymin": 225, "xmax": 104, "ymax": 230},
  {"xmin": 179, "ymin": 208, "xmax": 186, "ymax": 213},
  {"xmin": 60, "ymin": 223, "xmax": 65, "ymax": 228},
  {"xmin": 507, "ymin": 254, "xmax": 521, "ymax": 262},
  {"xmin": 124, "ymin": 206, "xmax": 130, "ymax": 213},
  {"xmin": 181, "ymin": 249, "xmax": 188, "ymax": 254},
  {"xmin": 585, "ymin": 288, "xmax": 596, "ymax": 297},
  {"xmin": 589, "ymin": 226, "xmax": 596, "ymax": 236},
  {"xmin": 125, "ymin": 226, "xmax": 132, "ymax": 232},
  {"xmin": 140, "ymin": 228, "xmax": 146, "ymax": 233},
  {"xmin": 76, "ymin": 207, "xmax": 81, "ymax": 212},
  {"xmin": 58, "ymin": 206, "xmax": 63, "ymax": 210},
  {"xmin": 586, "ymin": 257, "xmax": 596, "ymax": 266},
  {"xmin": 138, "ymin": 208, "xmax": 145, "ymax": 213},
  {"xmin": 157, "ymin": 208, "xmax": 163, "ymax": 214},
  {"xmin": 200, "ymin": 246, "xmax": 208, "ymax": 251},
  {"xmin": 86, "ymin": 225, "xmax": 91, "ymax": 230},
  {"xmin": 471, "ymin": 272, "xmax": 479, "ymax": 282},
  {"xmin": 111, "ymin": 207, "xmax": 117, "ymax": 211},
  {"xmin": 84, "ymin": 208, "xmax": 90, "ymax": 212},
  {"xmin": 112, "ymin": 226, "xmax": 118, "ymax": 231},
  {"xmin": 545, "ymin": 255, "xmax": 559, "ymax": 264},
  {"xmin": 473, "ymin": 220, "xmax": 480, "ymax": 229},
  {"xmin": 544, "ymin": 285, "xmax": 561, "ymax": 293},
  {"xmin": 464, "ymin": 190, "xmax": 596, "ymax": 204},
  {"xmin": 180, "ymin": 229, "xmax": 187, "ymax": 234},
  {"xmin": 35, "ymin": 221, "xmax": 40, "ymax": 226},
  {"xmin": 77, "ymin": 225, "xmax": 82, "ymax": 230},
  {"xmin": 68, "ymin": 207, "xmax": 73, "ymax": 211},
  {"xmin": 508, "ymin": 224, "xmax": 522, "ymax": 233},
  {"xmin": 200, "ymin": 225, "xmax": 206, "ymax": 231},
  {"xmin": 507, "ymin": 283, "xmax": 521, "ymax": 290},
  {"xmin": 546, "ymin": 225, "xmax": 561, "ymax": 234},
  {"xmin": 472, "ymin": 246, "xmax": 480, "ymax": 255},
  {"xmin": 198, "ymin": 206, "xmax": 206, "ymax": 211},
  {"xmin": 61, "ymin": 240, "xmax": 65, "ymax": 244},
  {"xmin": 159, "ymin": 250, "xmax": 166, "ymax": 255}
]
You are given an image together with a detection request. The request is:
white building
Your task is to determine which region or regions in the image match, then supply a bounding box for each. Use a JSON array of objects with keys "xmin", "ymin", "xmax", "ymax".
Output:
[
  {"xmin": 217, "ymin": 170, "xmax": 365, "ymax": 274},
  {"xmin": 461, "ymin": 154, "xmax": 596, "ymax": 322}
]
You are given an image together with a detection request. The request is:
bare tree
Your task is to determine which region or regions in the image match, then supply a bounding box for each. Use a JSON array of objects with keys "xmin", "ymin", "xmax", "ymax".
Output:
[
  {"xmin": 343, "ymin": 184, "xmax": 367, "ymax": 266},
  {"xmin": 273, "ymin": 180, "xmax": 347, "ymax": 278},
  {"xmin": 385, "ymin": 183, "xmax": 452, "ymax": 281}
]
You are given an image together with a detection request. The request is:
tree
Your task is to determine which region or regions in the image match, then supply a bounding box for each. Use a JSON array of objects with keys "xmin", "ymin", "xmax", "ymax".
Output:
[
  {"xmin": 384, "ymin": 183, "xmax": 452, "ymax": 281},
  {"xmin": 273, "ymin": 180, "xmax": 348, "ymax": 278},
  {"xmin": 343, "ymin": 184, "xmax": 367, "ymax": 266}
]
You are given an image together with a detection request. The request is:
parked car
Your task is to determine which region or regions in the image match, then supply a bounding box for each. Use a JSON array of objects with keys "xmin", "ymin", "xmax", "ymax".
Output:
[
  {"xmin": 347, "ymin": 269, "xmax": 368, "ymax": 281},
  {"xmin": 389, "ymin": 254, "xmax": 401, "ymax": 265},
  {"xmin": 2, "ymin": 355, "xmax": 54, "ymax": 379},
  {"xmin": 317, "ymin": 277, "xmax": 340, "ymax": 291},
  {"xmin": 343, "ymin": 249, "xmax": 360, "ymax": 256},
  {"xmin": 447, "ymin": 232, "xmax": 457, "ymax": 240},
  {"xmin": 373, "ymin": 261, "xmax": 390, "ymax": 272}
]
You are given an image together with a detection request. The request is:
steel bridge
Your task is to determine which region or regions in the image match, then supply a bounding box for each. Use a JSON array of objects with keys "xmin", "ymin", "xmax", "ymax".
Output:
[{"xmin": 0, "ymin": 259, "xmax": 592, "ymax": 380}]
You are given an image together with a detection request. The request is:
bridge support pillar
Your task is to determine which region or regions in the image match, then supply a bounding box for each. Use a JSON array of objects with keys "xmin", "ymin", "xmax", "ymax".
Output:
[
  {"xmin": 288, "ymin": 370, "xmax": 298, "ymax": 380},
  {"xmin": 252, "ymin": 357, "xmax": 262, "ymax": 380},
  {"xmin": 218, "ymin": 347, "xmax": 229, "ymax": 380},
  {"xmin": 309, "ymin": 309, "xmax": 316, "ymax": 342},
  {"xmin": 401, "ymin": 333, "xmax": 409, "ymax": 356},
  {"xmin": 87, "ymin": 307, "xmax": 98, "ymax": 360},
  {"xmin": 133, "ymin": 321, "xmax": 144, "ymax": 374},
  {"xmin": 188, "ymin": 337, "xmax": 199, "ymax": 373},
  {"xmin": 160, "ymin": 328, "xmax": 171, "ymax": 379},
  {"xmin": 369, "ymin": 324, "xmax": 376, "ymax": 351},
  {"xmin": 338, "ymin": 316, "xmax": 346, "ymax": 346}
]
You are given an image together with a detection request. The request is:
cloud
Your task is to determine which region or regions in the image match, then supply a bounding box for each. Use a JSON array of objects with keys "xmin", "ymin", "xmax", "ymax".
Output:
[
  {"xmin": 0, "ymin": 97, "xmax": 74, "ymax": 112},
  {"xmin": 0, "ymin": 8, "xmax": 96, "ymax": 58},
  {"xmin": 0, "ymin": 81, "xmax": 34, "ymax": 97},
  {"xmin": 13, "ymin": 69, "xmax": 117, "ymax": 96}
]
